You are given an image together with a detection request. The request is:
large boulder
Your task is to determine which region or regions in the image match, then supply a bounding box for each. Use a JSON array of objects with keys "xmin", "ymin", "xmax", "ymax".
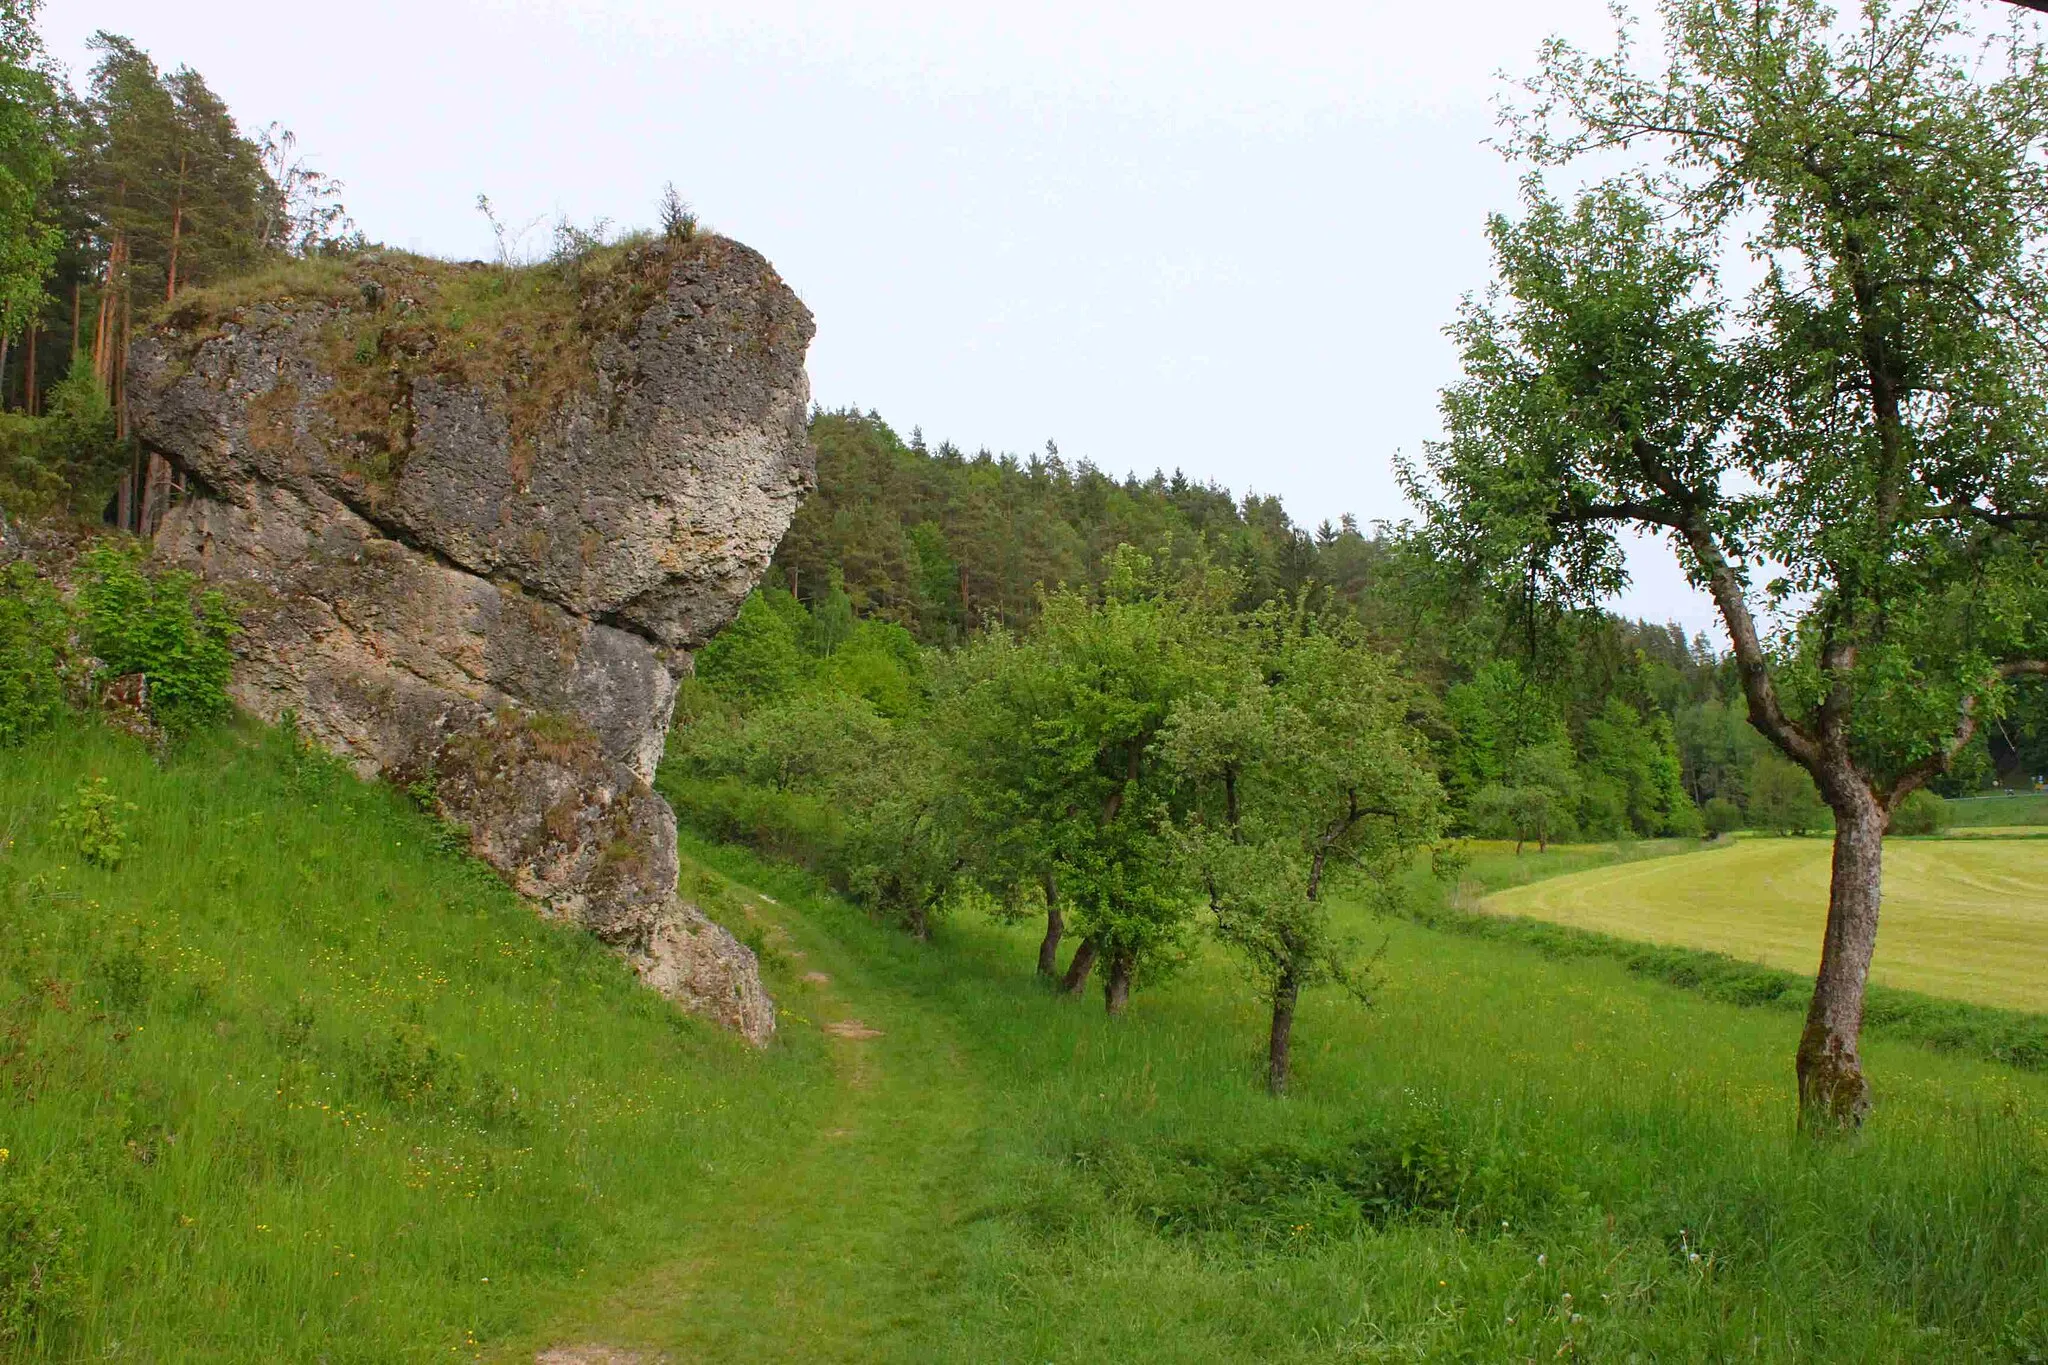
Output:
[{"xmin": 128, "ymin": 236, "xmax": 813, "ymax": 1045}]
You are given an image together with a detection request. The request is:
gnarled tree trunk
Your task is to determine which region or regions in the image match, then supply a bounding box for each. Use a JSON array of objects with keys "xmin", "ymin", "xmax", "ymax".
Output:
[
  {"xmin": 1267, "ymin": 969, "xmax": 1300, "ymax": 1094},
  {"xmin": 1798, "ymin": 788, "xmax": 1885, "ymax": 1131},
  {"xmin": 1060, "ymin": 937, "xmax": 1098, "ymax": 995},
  {"xmin": 1036, "ymin": 873, "xmax": 1063, "ymax": 979},
  {"xmin": 1103, "ymin": 950, "xmax": 1134, "ymax": 1016}
]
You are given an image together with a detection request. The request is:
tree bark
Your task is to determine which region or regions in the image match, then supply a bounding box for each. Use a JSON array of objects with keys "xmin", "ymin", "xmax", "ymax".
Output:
[
  {"xmin": 23, "ymin": 323, "xmax": 35, "ymax": 416},
  {"xmin": 1035, "ymin": 873, "xmax": 1063, "ymax": 979},
  {"xmin": 1060, "ymin": 937, "xmax": 1098, "ymax": 995},
  {"xmin": 167, "ymin": 154, "xmax": 189, "ymax": 303},
  {"xmin": 1267, "ymin": 970, "xmax": 1299, "ymax": 1094},
  {"xmin": 1797, "ymin": 788, "xmax": 1885, "ymax": 1132},
  {"xmin": 1103, "ymin": 950, "xmax": 1134, "ymax": 1017}
]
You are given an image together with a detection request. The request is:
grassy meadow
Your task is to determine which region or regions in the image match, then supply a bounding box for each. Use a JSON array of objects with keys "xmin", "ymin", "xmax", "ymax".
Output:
[
  {"xmin": 3, "ymin": 720, "xmax": 2046, "ymax": 1361},
  {"xmin": 1944, "ymin": 792, "xmax": 2048, "ymax": 828},
  {"xmin": 1483, "ymin": 836, "xmax": 2048, "ymax": 1013}
]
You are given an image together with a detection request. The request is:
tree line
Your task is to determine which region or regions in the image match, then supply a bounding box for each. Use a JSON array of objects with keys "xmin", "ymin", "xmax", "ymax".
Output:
[{"xmin": 0, "ymin": 2, "xmax": 349, "ymax": 514}]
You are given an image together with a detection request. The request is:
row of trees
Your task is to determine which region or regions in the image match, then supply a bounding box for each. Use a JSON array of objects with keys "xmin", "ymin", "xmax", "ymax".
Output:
[{"xmin": 671, "ymin": 550, "xmax": 1446, "ymax": 1092}]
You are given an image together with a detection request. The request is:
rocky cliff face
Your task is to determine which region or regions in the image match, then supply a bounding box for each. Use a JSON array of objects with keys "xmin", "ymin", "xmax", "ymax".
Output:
[{"xmin": 128, "ymin": 236, "xmax": 814, "ymax": 1045}]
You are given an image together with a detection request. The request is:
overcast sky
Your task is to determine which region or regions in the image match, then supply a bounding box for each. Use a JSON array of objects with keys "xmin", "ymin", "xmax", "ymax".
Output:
[{"xmin": 48, "ymin": 0, "xmax": 1720, "ymax": 638}]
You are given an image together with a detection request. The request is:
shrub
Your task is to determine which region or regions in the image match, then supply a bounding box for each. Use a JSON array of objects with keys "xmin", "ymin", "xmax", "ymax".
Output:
[
  {"xmin": 0, "ymin": 1164, "xmax": 85, "ymax": 1343},
  {"xmin": 1702, "ymin": 796, "xmax": 1743, "ymax": 837},
  {"xmin": 0, "ymin": 369, "xmax": 125, "ymax": 517},
  {"xmin": 1747, "ymin": 753, "xmax": 1829, "ymax": 835},
  {"xmin": 0, "ymin": 563, "xmax": 69, "ymax": 748},
  {"xmin": 76, "ymin": 542, "xmax": 238, "ymax": 734},
  {"xmin": 1890, "ymin": 789, "xmax": 1948, "ymax": 837},
  {"xmin": 53, "ymin": 776, "xmax": 135, "ymax": 870}
]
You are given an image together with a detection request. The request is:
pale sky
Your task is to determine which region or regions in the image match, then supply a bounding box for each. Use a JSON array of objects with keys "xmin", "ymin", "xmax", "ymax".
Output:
[{"xmin": 48, "ymin": 0, "xmax": 1720, "ymax": 639}]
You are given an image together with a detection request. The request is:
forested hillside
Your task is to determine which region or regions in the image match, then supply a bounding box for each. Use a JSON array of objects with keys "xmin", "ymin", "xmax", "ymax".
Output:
[{"xmin": 720, "ymin": 411, "xmax": 2031, "ymax": 875}]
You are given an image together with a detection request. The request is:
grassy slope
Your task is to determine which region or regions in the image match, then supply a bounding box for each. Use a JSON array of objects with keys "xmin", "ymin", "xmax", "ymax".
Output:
[
  {"xmin": 0, "ymin": 720, "xmax": 834, "ymax": 1361},
  {"xmin": 7, "ymin": 727, "xmax": 2048, "ymax": 1360},
  {"xmin": 1944, "ymin": 792, "xmax": 2048, "ymax": 827},
  {"xmin": 1484, "ymin": 837, "xmax": 2048, "ymax": 1012}
]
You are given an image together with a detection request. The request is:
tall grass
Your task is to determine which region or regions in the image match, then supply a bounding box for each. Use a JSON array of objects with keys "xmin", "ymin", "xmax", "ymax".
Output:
[
  {"xmin": 617, "ymin": 836, "xmax": 2048, "ymax": 1363},
  {"xmin": 0, "ymin": 719, "xmax": 829, "ymax": 1360},
  {"xmin": 4, "ymin": 725, "xmax": 2044, "ymax": 1359}
]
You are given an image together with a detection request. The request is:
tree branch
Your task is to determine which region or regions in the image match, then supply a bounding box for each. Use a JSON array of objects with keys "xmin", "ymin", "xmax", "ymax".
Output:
[
  {"xmin": 1676, "ymin": 519, "xmax": 1823, "ymax": 770},
  {"xmin": 1914, "ymin": 502, "xmax": 2048, "ymax": 531},
  {"xmin": 1887, "ymin": 660, "xmax": 2048, "ymax": 811}
]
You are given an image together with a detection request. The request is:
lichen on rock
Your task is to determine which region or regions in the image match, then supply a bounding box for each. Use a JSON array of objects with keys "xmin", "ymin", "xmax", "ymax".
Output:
[{"xmin": 129, "ymin": 234, "xmax": 814, "ymax": 1046}]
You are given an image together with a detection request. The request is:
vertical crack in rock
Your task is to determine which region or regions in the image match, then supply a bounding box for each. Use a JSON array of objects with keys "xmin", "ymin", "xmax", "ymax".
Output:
[{"xmin": 129, "ymin": 236, "xmax": 813, "ymax": 1046}]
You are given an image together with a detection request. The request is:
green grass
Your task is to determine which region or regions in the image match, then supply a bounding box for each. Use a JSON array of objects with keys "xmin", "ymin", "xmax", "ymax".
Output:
[
  {"xmin": 1483, "ymin": 836, "xmax": 2048, "ymax": 1012},
  {"xmin": 6, "ymin": 726, "xmax": 2048, "ymax": 1360},
  {"xmin": 0, "ymin": 719, "xmax": 834, "ymax": 1360},
  {"xmin": 1945, "ymin": 791, "xmax": 2048, "ymax": 827}
]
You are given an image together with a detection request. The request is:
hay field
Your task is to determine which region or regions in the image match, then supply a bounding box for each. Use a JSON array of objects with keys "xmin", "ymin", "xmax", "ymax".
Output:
[{"xmin": 1483, "ymin": 837, "xmax": 2048, "ymax": 1012}]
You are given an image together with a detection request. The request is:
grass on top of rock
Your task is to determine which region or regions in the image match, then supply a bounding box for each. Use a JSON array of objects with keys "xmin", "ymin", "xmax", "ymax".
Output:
[{"xmin": 152, "ymin": 229, "xmax": 729, "ymax": 490}]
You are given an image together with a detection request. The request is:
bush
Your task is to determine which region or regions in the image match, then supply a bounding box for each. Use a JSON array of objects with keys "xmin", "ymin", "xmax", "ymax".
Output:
[
  {"xmin": 1702, "ymin": 797, "xmax": 1743, "ymax": 837},
  {"xmin": 0, "ymin": 1164, "xmax": 85, "ymax": 1344},
  {"xmin": 76, "ymin": 542, "xmax": 238, "ymax": 734},
  {"xmin": 0, "ymin": 563, "xmax": 69, "ymax": 748},
  {"xmin": 53, "ymin": 776, "xmax": 135, "ymax": 870},
  {"xmin": 0, "ymin": 369, "xmax": 125, "ymax": 517},
  {"xmin": 1747, "ymin": 753, "xmax": 1829, "ymax": 835},
  {"xmin": 1890, "ymin": 788, "xmax": 1948, "ymax": 837}
]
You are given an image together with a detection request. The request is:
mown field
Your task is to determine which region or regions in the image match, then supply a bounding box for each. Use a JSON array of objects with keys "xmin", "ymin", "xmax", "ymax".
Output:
[
  {"xmin": 1483, "ymin": 836, "xmax": 2048, "ymax": 1013},
  {"xmin": 3, "ymin": 720, "xmax": 2045, "ymax": 1361}
]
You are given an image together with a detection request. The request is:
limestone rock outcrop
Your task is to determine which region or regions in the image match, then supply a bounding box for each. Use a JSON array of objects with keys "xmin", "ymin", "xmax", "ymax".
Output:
[{"xmin": 128, "ymin": 236, "xmax": 813, "ymax": 1045}]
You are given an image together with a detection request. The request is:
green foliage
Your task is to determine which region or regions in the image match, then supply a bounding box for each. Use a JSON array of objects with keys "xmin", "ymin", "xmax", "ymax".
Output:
[
  {"xmin": 83, "ymin": 32, "xmax": 272, "ymax": 301},
  {"xmin": 1701, "ymin": 796, "xmax": 1742, "ymax": 837},
  {"xmin": 1747, "ymin": 753, "xmax": 1828, "ymax": 837},
  {"xmin": 0, "ymin": 1161, "xmax": 84, "ymax": 1345},
  {"xmin": 51, "ymin": 774, "xmax": 131, "ymax": 868},
  {"xmin": 75, "ymin": 541, "xmax": 237, "ymax": 733},
  {"xmin": 0, "ymin": 562, "xmax": 65, "ymax": 747},
  {"xmin": 1890, "ymin": 789, "xmax": 1949, "ymax": 838},
  {"xmin": 0, "ymin": 369, "xmax": 125, "ymax": 517},
  {"xmin": 943, "ymin": 550, "xmax": 1225, "ymax": 998},
  {"xmin": 777, "ymin": 411, "xmax": 1389, "ymax": 642},
  {"xmin": 1163, "ymin": 609, "xmax": 1444, "ymax": 1081},
  {"xmin": 693, "ymin": 589, "xmax": 812, "ymax": 705},
  {"xmin": 0, "ymin": 0, "xmax": 60, "ymax": 339}
]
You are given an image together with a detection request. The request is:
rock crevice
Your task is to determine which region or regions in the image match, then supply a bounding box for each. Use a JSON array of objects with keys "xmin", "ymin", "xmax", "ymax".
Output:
[{"xmin": 130, "ymin": 236, "xmax": 813, "ymax": 1046}]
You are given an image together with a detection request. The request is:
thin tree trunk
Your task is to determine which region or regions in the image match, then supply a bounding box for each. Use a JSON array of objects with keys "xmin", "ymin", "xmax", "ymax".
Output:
[
  {"xmin": 0, "ymin": 333, "xmax": 9, "ymax": 411},
  {"xmin": 1060, "ymin": 937, "xmax": 1098, "ymax": 995},
  {"xmin": 1797, "ymin": 790, "xmax": 1884, "ymax": 1131},
  {"xmin": 1267, "ymin": 970, "xmax": 1300, "ymax": 1094},
  {"xmin": 166, "ymin": 203, "xmax": 183, "ymax": 301},
  {"xmin": 23, "ymin": 323, "xmax": 35, "ymax": 416},
  {"xmin": 1103, "ymin": 950, "xmax": 1134, "ymax": 1017},
  {"xmin": 1035, "ymin": 873, "xmax": 1063, "ymax": 979},
  {"xmin": 166, "ymin": 154, "xmax": 188, "ymax": 303}
]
